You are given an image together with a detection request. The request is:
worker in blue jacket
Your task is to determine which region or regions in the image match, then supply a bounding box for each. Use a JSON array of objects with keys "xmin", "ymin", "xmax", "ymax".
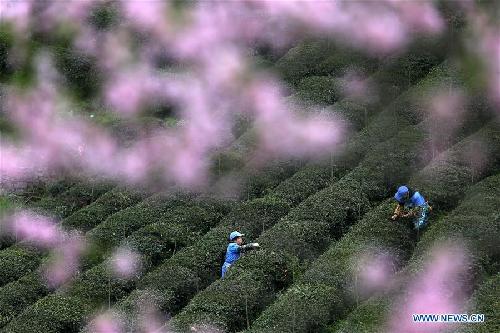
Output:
[
  {"xmin": 221, "ymin": 231, "xmax": 260, "ymax": 278},
  {"xmin": 391, "ymin": 185, "xmax": 432, "ymax": 230}
]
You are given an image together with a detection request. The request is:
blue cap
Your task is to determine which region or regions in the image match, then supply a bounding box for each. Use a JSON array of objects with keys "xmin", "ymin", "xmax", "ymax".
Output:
[
  {"xmin": 229, "ymin": 231, "xmax": 244, "ymax": 241},
  {"xmin": 394, "ymin": 186, "xmax": 409, "ymax": 203}
]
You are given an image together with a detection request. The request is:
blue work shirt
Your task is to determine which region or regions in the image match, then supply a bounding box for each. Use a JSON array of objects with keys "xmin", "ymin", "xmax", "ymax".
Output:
[
  {"xmin": 398, "ymin": 191, "xmax": 426, "ymax": 208},
  {"xmin": 224, "ymin": 243, "xmax": 241, "ymax": 265}
]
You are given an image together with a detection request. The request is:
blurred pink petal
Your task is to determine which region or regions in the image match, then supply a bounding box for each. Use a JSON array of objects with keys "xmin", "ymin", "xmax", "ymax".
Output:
[
  {"xmin": 250, "ymin": 79, "xmax": 345, "ymax": 158},
  {"xmin": 121, "ymin": 0, "xmax": 171, "ymax": 43},
  {"xmin": 89, "ymin": 311, "xmax": 123, "ymax": 333},
  {"xmin": 138, "ymin": 303, "xmax": 169, "ymax": 333},
  {"xmin": 110, "ymin": 247, "xmax": 141, "ymax": 279},
  {"xmin": 393, "ymin": 0, "xmax": 444, "ymax": 33},
  {"xmin": 426, "ymin": 89, "xmax": 467, "ymax": 152},
  {"xmin": 44, "ymin": 235, "xmax": 86, "ymax": 287},
  {"xmin": 0, "ymin": 0, "xmax": 33, "ymax": 32},
  {"xmin": 387, "ymin": 244, "xmax": 469, "ymax": 333},
  {"xmin": 461, "ymin": 138, "xmax": 490, "ymax": 177},
  {"xmin": 354, "ymin": 249, "xmax": 397, "ymax": 296},
  {"xmin": 3, "ymin": 211, "xmax": 61, "ymax": 248},
  {"xmin": 105, "ymin": 67, "xmax": 160, "ymax": 116}
]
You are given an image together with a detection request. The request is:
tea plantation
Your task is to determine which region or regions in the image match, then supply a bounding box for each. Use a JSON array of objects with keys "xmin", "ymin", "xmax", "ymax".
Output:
[{"xmin": 1, "ymin": 36, "xmax": 498, "ymax": 333}]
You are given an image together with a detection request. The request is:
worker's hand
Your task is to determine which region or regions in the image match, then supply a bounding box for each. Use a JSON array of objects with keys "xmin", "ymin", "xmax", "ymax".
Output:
[
  {"xmin": 251, "ymin": 243, "xmax": 260, "ymax": 249},
  {"xmin": 391, "ymin": 214, "xmax": 398, "ymax": 221}
]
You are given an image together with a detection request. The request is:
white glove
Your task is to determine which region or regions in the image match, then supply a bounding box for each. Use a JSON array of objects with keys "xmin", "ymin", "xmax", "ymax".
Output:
[{"xmin": 252, "ymin": 243, "xmax": 260, "ymax": 249}]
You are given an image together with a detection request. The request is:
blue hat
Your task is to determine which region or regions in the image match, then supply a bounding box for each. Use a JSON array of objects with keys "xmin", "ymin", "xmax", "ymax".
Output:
[
  {"xmin": 394, "ymin": 186, "xmax": 409, "ymax": 202},
  {"xmin": 229, "ymin": 231, "xmax": 244, "ymax": 241}
]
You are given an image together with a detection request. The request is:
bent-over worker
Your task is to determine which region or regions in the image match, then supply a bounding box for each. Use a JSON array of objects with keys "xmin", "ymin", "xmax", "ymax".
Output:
[{"xmin": 391, "ymin": 185, "xmax": 432, "ymax": 230}]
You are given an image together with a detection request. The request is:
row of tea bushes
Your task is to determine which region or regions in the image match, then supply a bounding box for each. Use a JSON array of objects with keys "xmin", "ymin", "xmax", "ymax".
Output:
[
  {"xmin": 293, "ymin": 35, "xmax": 447, "ymax": 106},
  {"xmin": 0, "ymin": 246, "xmax": 43, "ymax": 288},
  {"xmin": 0, "ymin": 272, "xmax": 48, "ymax": 328},
  {"xmin": 31, "ymin": 182, "xmax": 113, "ymax": 220},
  {"xmin": 0, "ymin": 195, "xmax": 233, "ymax": 333},
  {"xmin": 274, "ymin": 39, "xmax": 378, "ymax": 86},
  {"xmin": 328, "ymin": 172, "xmax": 500, "ymax": 333},
  {"xmin": 456, "ymin": 273, "xmax": 500, "ymax": 333},
  {"xmin": 0, "ymin": 190, "xmax": 164, "ymax": 328},
  {"xmin": 0, "ymin": 180, "xmax": 107, "ymax": 249},
  {"xmin": 105, "ymin": 63, "xmax": 435, "ymax": 331},
  {"xmin": 170, "ymin": 91, "xmax": 494, "ymax": 332},
  {"xmin": 11, "ymin": 178, "xmax": 76, "ymax": 205},
  {"xmin": 221, "ymin": 44, "xmax": 448, "ymax": 182},
  {"xmin": 62, "ymin": 187, "xmax": 148, "ymax": 232},
  {"xmin": 0, "ymin": 182, "xmax": 117, "ymax": 287},
  {"xmin": 0, "ymin": 188, "xmax": 150, "ymax": 326},
  {"xmin": 246, "ymin": 122, "xmax": 500, "ymax": 332},
  {"xmin": 0, "ymin": 152, "xmax": 304, "ymax": 332},
  {"xmin": 170, "ymin": 120, "xmax": 434, "ymax": 332},
  {"xmin": 114, "ymin": 61, "xmax": 458, "ymax": 331}
]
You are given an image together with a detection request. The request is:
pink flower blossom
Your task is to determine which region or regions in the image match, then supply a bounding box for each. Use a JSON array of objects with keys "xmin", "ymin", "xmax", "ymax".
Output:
[
  {"xmin": 426, "ymin": 89, "xmax": 467, "ymax": 153},
  {"xmin": 0, "ymin": 0, "xmax": 33, "ymax": 32},
  {"xmin": 110, "ymin": 247, "xmax": 141, "ymax": 279},
  {"xmin": 387, "ymin": 244, "xmax": 469, "ymax": 333},
  {"xmin": 43, "ymin": 235, "xmax": 86, "ymax": 288},
  {"xmin": 354, "ymin": 249, "xmax": 398, "ymax": 296},
  {"xmin": 2, "ymin": 211, "xmax": 61, "ymax": 248},
  {"xmin": 89, "ymin": 311, "xmax": 123, "ymax": 333}
]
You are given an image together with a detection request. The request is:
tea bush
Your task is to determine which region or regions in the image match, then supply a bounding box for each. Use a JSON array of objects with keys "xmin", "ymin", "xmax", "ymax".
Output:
[
  {"xmin": 32, "ymin": 182, "xmax": 113, "ymax": 219},
  {"xmin": 456, "ymin": 274, "xmax": 500, "ymax": 333},
  {"xmin": 62, "ymin": 187, "xmax": 147, "ymax": 231},
  {"xmin": 247, "ymin": 123, "xmax": 500, "ymax": 333},
  {"xmin": 325, "ymin": 173, "xmax": 500, "ymax": 333}
]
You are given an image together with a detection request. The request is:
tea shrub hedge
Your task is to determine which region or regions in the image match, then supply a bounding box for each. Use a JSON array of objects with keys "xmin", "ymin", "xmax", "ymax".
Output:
[
  {"xmin": 326, "ymin": 172, "xmax": 500, "ymax": 333},
  {"xmin": 62, "ymin": 187, "xmax": 147, "ymax": 232},
  {"xmin": 456, "ymin": 274, "xmax": 500, "ymax": 333},
  {"xmin": 247, "ymin": 123, "xmax": 500, "ymax": 333},
  {"xmin": 0, "ymin": 272, "xmax": 49, "ymax": 328},
  {"xmin": 31, "ymin": 182, "xmax": 113, "ymax": 219},
  {"xmin": 171, "ymin": 122, "xmax": 431, "ymax": 332},
  {"xmin": 1, "ymin": 197, "xmax": 232, "ymax": 332},
  {"xmin": 295, "ymin": 76, "xmax": 341, "ymax": 105},
  {"xmin": 0, "ymin": 246, "xmax": 42, "ymax": 287},
  {"xmin": 112, "ymin": 61, "xmax": 453, "ymax": 332}
]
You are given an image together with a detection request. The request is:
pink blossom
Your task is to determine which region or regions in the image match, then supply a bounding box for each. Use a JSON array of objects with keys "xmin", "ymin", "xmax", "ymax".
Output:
[
  {"xmin": 249, "ymin": 79, "xmax": 345, "ymax": 159},
  {"xmin": 426, "ymin": 89, "xmax": 467, "ymax": 153},
  {"xmin": 137, "ymin": 303, "xmax": 169, "ymax": 333},
  {"xmin": 1, "ymin": 0, "xmax": 450, "ymax": 192},
  {"xmin": 0, "ymin": 0, "xmax": 33, "ymax": 32},
  {"xmin": 89, "ymin": 311, "xmax": 123, "ymax": 333},
  {"xmin": 110, "ymin": 247, "xmax": 141, "ymax": 279},
  {"xmin": 2, "ymin": 211, "xmax": 62, "ymax": 248},
  {"xmin": 477, "ymin": 30, "xmax": 500, "ymax": 108},
  {"xmin": 391, "ymin": 0, "xmax": 444, "ymax": 34},
  {"xmin": 354, "ymin": 249, "xmax": 397, "ymax": 296},
  {"xmin": 36, "ymin": 0, "xmax": 100, "ymax": 32},
  {"xmin": 43, "ymin": 235, "xmax": 86, "ymax": 288},
  {"xmin": 105, "ymin": 67, "xmax": 161, "ymax": 116},
  {"xmin": 249, "ymin": 0, "xmax": 443, "ymax": 54},
  {"xmin": 121, "ymin": 0, "xmax": 171, "ymax": 43},
  {"xmin": 387, "ymin": 244, "xmax": 469, "ymax": 333},
  {"xmin": 0, "ymin": 144, "xmax": 39, "ymax": 181},
  {"xmin": 339, "ymin": 71, "xmax": 376, "ymax": 102}
]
